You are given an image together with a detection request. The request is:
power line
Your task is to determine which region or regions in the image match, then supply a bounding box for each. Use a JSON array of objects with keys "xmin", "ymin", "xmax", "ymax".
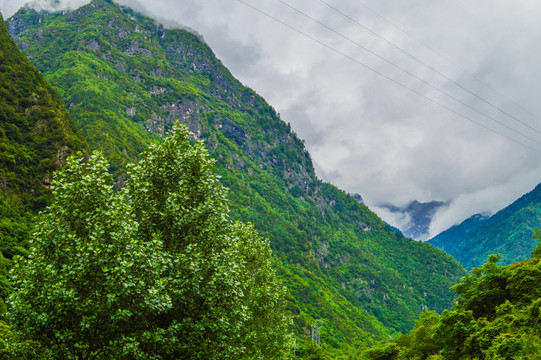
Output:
[
  {"xmin": 317, "ymin": 0, "xmax": 541, "ymax": 136},
  {"xmin": 349, "ymin": 0, "xmax": 541, "ymax": 126},
  {"xmin": 234, "ymin": 0, "xmax": 541, "ymax": 153},
  {"xmin": 277, "ymin": 0, "xmax": 541, "ymax": 147}
]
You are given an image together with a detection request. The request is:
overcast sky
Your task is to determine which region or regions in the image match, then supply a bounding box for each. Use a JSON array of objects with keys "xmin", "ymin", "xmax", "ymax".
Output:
[{"xmin": 3, "ymin": 0, "xmax": 541, "ymax": 237}]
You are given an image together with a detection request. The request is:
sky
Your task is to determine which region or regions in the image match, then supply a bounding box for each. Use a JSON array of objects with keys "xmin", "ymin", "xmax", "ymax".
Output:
[{"xmin": 3, "ymin": 0, "xmax": 541, "ymax": 238}]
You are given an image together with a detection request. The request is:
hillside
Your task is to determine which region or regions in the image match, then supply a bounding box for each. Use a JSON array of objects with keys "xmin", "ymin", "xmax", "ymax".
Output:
[
  {"xmin": 0, "ymin": 11, "xmax": 86, "ymax": 313},
  {"xmin": 430, "ymin": 183, "xmax": 541, "ymax": 269},
  {"xmin": 8, "ymin": 1, "xmax": 467, "ymax": 354},
  {"xmin": 365, "ymin": 247, "xmax": 541, "ymax": 359},
  {"xmin": 0, "ymin": 11, "xmax": 87, "ymax": 258},
  {"xmin": 429, "ymin": 213, "xmax": 490, "ymax": 258}
]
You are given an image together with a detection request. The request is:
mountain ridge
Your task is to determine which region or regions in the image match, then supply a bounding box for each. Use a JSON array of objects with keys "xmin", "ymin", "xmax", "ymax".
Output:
[
  {"xmin": 430, "ymin": 182, "xmax": 541, "ymax": 269},
  {"xmin": 7, "ymin": 1, "xmax": 467, "ymax": 354}
]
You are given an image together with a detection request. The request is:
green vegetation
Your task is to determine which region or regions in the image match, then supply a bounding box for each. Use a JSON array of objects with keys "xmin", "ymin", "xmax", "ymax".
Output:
[
  {"xmin": 365, "ymin": 231, "xmax": 541, "ymax": 360},
  {"xmin": 7, "ymin": 124, "xmax": 291, "ymax": 359},
  {"xmin": 430, "ymin": 183, "xmax": 541, "ymax": 269},
  {"xmin": 7, "ymin": 1, "xmax": 467, "ymax": 356},
  {"xmin": 0, "ymin": 11, "xmax": 86, "ymax": 323},
  {"xmin": 0, "ymin": 11, "xmax": 85, "ymax": 208}
]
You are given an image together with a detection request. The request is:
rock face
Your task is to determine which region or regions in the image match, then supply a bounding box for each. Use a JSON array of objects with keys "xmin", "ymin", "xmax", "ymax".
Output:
[
  {"xmin": 8, "ymin": 0, "xmax": 467, "ymax": 351},
  {"xmin": 352, "ymin": 193, "xmax": 364, "ymax": 204},
  {"xmin": 380, "ymin": 200, "xmax": 448, "ymax": 240}
]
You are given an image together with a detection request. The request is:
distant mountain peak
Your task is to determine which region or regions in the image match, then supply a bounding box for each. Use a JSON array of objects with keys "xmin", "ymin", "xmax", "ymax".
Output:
[{"xmin": 380, "ymin": 200, "xmax": 448, "ymax": 240}]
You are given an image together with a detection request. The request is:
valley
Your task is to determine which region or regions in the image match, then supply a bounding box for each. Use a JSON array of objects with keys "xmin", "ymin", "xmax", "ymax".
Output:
[{"xmin": 1, "ymin": 0, "xmax": 540, "ymax": 358}]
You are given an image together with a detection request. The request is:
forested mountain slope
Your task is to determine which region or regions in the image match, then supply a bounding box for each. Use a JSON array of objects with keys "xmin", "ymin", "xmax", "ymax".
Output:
[
  {"xmin": 0, "ymin": 11, "xmax": 86, "ymax": 313},
  {"xmin": 430, "ymin": 183, "xmax": 541, "ymax": 270},
  {"xmin": 365, "ymin": 247, "xmax": 541, "ymax": 359},
  {"xmin": 0, "ymin": 11, "xmax": 87, "ymax": 254},
  {"xmin": 8, "ymin": 1, "xmax": 467, "ymax": 353}
]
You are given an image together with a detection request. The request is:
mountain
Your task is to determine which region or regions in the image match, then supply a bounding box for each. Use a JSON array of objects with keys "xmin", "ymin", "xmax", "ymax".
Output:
[
  {"xmin": 8, "ymin": 1, "xmax": 467, "ymax": 354},
  {"xmin": 429, "ymin": 183, "xmax": 541, "ymax": 269},
  {"xmin": 0, "ymin": 11, "xmax": 86, "ymax": 313},
  {"xmin": 0, "ymin": 11, "xmax": 86, "ymax": 258},
  {"xmin": 428, "ymin": 213, "xmax": 490, "ymax": 257},
  {"xmin": 380, "ymin": 200, "xmax": 448, "ymax": 240}
]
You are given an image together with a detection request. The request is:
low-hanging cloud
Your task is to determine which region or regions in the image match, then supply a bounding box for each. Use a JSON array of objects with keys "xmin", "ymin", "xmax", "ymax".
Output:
[{"xmin": 0, "ymin": 0, "xmax": 88, "ymax": 16}]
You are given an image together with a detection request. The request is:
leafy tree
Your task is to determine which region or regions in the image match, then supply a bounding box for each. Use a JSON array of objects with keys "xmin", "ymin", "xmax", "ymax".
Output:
[
  {"xmin": 8, "ymin": 124, "xmax": 291, "ymax": 359},
  {"xmin": 531, "ymin": 228, "xmax": 541, "ymax": 258},
  {"xmin": 127, "ymin": 124, "xmax": 291, "ymax": 359},
  {"xmin": 364, "ymin": 230, "xmax": 541, "ymax": 360},
  {"xmin": 8, "ymin": 152, "xmax": 171, "ymax": 359}
]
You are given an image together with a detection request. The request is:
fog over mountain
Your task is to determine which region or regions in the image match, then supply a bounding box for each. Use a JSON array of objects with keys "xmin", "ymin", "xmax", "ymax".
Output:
[{"xmin": 4, "ymin": 0, "xmax": 541, "ymax": 237}]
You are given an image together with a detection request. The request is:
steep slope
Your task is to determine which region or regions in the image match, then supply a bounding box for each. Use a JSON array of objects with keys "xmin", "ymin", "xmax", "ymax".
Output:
[
  {"xmin": 0, "ymin": 11, "xmax": 86, "ymax": 313},
  {"xmin": 0, "ymin": 11, "xmax": 86, "ymax": 256},
  {"xmin": 429, "ymin": 213, "xmax": 490, "ymax": 257},
  {"xmin": 430, "ymin": 183, "xmax": 541, "ymax": 269},
  {"xmin": 8, "ymin": 1, "xmax": 467, "ymax": 352}
]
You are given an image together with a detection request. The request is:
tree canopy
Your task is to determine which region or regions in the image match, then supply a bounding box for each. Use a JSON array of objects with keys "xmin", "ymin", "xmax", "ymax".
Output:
[
  {"xmin": 364, "ymin": 231, "xmax": 541, "ymax": 360},
  {"xmin": 7, "ymin": 123, "xmax": 291, "ymax": 359}
]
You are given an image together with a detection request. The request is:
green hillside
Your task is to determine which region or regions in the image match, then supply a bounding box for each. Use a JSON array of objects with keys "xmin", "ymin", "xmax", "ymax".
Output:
[
  {"xmin": 8, "ymin": 1, "xmax": 467, "ymax": 355},
  {"xmin": 365, "ymin": 242, "xmax": 541, "ymax": 359},
  {"xmin": 0, "ymin": 10, "xmax": 86, "ymax": 314},
  {"xmin": 430, "ymin": 183, "xmax": 541, "ymax": 270}
]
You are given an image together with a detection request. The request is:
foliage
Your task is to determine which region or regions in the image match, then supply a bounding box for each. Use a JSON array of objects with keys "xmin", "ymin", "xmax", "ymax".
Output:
[
  {"xmin": 0, "ymin": 12, "xmax": 85, "ymax": 209},
  {"xmin": 127, "ymin": 123, "xmax": 291, "ymax": 359},
  {"xmin": 364, "ymin": 232, "xmax": 541, "ymax": 359},
  {"xmin": 430, "ymin": 183, "xmax": 541, "ymax": 269},
  {"xmin": 8, "ymin": 1, "xmax": 467, "ymax": 356},
  {"xmin": 9, "ymin": 151, "xmax": 170, "ymax": 359},
  {"xmin": 8, "ymin": 124, "xmax": 291, "ymax": 359},
  {"xmin": 0, "ymin": 11, "xmax": 86, "ymax": 321}
]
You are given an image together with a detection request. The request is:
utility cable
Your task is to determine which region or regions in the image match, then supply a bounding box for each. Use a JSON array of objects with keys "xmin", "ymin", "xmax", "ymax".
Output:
[
  {"xmin": 349, "ymin": 0, "xmax": 541, "ymax": 125},
  {"xmin": 234, "ymin": 0, "xmax": 541, "ymax": 153},
  {"xmin": 278, "ymin": 0, "xmax": 541, "ymax": 147},
  {"xmin": 318, "ymin": 0, "xmax": 541, "ymax": 136}
]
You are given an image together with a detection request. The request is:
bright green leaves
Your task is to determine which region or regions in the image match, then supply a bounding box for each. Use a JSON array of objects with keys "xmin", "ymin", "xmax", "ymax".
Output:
[
  {"xmin": 128, "ymin": 124, "xmax": 228, "ymax": 252},
  {"xmin": 127, "ymin": 123, "xmax": 291, "ymax": 359},
  {"xmin": 8, "ymin": 123, "xmax": 291, "ymax": 359},
  {"xmin": 9, "ymin": 151, "xmax": 171, "ymax": 359}
]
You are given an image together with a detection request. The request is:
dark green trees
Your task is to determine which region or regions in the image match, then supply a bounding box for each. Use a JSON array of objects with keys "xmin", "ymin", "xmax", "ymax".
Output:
[
  {"xmin": 8, "ymin": 124, "xmax": 291, "ymax": 359},
  {"xmin": 365, "ymin": 241, "xmax": 541, "ymax": 360}
]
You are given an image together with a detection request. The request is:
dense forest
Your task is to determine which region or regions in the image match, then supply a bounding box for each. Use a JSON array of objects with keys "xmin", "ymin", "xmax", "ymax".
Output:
[
  {"xmin": 2, "ymin": 0, "xmax": 540, "ymax": 359},
  {"xmin": 365, "ymin": 234, "xmax": 541, "ymax": 359},
  {"xmin": 3, "ymin": 2, "xmax": 470, "ymax": 357}
]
